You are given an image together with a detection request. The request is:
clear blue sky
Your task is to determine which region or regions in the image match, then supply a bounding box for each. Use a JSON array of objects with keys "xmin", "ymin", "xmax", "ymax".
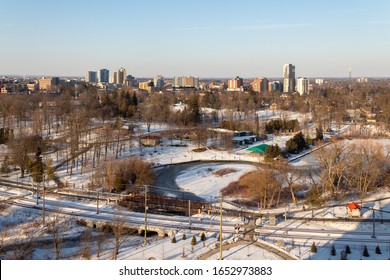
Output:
[{"xmin": 1, "ymin": 0, "xmax": 389, "ymax": 78}]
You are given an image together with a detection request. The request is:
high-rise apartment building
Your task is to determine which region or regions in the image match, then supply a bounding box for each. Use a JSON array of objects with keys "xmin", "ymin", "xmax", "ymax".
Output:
[
  {"xmin": 99, "ymin": 69, "xmax": 109, "ymax": 83},
  {"xmin": 283, "ymin": 64, "xmax": 295, "ymax": 93},
  {"xmin": 296, "ymin": 77, "xmax": 309, "ymax": 95},
  {"xmin": 85, "ymin": 71, "xmax": 98, "ymax": 83},
  {"xmin": 174, "ymin": 76, "xmax": 199, "ymax": 88},
  {"xmin": 154, "ymin": 75, "xmax": 165, "ymax": 88},
  {"xmin": 114, "ymin": 67, "xmax": 126, "ymax": 85},
  {"xmin": 227, "ymin": 76, "xmax": 244, "ymax": 91},
  {"xmin": 251, "ymin": 77, "xmax": 269, "ymax": 93}
]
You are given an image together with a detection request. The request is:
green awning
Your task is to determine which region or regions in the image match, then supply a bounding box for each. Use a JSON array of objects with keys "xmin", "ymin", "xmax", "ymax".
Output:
[{"xmin": 247, "ymin": 144, "xmax": 269, "ymax": 153}]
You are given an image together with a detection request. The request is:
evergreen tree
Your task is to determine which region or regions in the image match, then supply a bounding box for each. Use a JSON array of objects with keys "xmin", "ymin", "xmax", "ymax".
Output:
[
  {"xmin": 264, "ymin": 144, "xmax": 281, "ymax": 160},
  {"xmin": 363, "ymin": 245, "xmax": 370, "ymax": 257},
  {"xmin": 191, "ymin": 236, "xmax": 197, "ymax": 246},
  {"xmin": 345, "ymin": 245, "xmax": 351, "ymax": 254},
  {"xmin": 311, "ymin": 242, "xmax": 317, "ymax": 253},
  {"xmin": 200, "ymin": 232, "xmax": 206, "ymax": 242},
  {"xmin": 330, "ymin": 245, "xmax": 336, "ymax": 256},
  {"xmin": 0, "ymin": 155, "xmax": 11, "ymax": 174},
  {"xmin": 315, "ymin": 125, "xmax": 324, "ymax": 141},
  {"xmin": 188, "ymin": 94, "xmax": 201, "ymax": 125},
  {"xmin": 182, "ymin": 233, "xmax": 187, "ymax": 240},
  {"xmin": 375, "ymin": 245, "xmax": 381, "ymax": 254},
  {"xmin": 171, "ymin": 236, "xmax": 177, "ymax": 243}
]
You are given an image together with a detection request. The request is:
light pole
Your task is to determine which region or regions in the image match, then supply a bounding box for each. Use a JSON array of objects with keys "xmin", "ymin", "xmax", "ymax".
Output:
[
  {"xmin": 371, "ymin": 208, "xmax": 376, "ymax": 239},
  {"xmin": 96, "ymin": 190, "xmax": 99, "ymax": 214},
  {"xmin": 42, "ymin": 174, "xmax": 45, "ymax": 226},
  {"xmin": 219, "ymin": 193, "xmax": 223, "ymax": 260},
  {"xmin": 144, "ymin": 185, "xmax": 148, "ymax": 246},
  {"xmin": 188, "ymin": 200, "xmax": 191, "ymax": 226}
]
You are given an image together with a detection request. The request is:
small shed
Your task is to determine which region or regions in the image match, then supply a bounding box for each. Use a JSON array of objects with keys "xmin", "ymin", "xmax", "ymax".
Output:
[
  {"xmin": 346, "ymin": 202, "xmax": 361, "ymax": 217},
  {"xmin": 141, "ymin": 135, "xmax": 161, "ymax": 147},
  {"xmin": 247, "ymin": 144, "xmax": 269, "ymax": 154}
]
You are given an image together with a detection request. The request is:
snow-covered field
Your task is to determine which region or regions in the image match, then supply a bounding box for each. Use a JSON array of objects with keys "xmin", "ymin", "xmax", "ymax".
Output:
[
  {"xmin": 1, "ymin": 116, "xmax": 390, "ymax": 260},
  {"xmin": 175, "ymin": 163, "xmax": 256, "ymax": 197}
]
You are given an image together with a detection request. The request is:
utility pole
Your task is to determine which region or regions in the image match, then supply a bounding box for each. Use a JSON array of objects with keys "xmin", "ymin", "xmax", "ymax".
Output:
[
  {"xmin": 42, "ymin": 174, "xmax": 45, "ymax": 226},
  {"xmin": 96, "ymin": 190, "xmax": 99, "ymax": 214},
  {"xmin": 188, "ymin": 200, "xmax": 191, "ymax": 226},
  {"xmin": 144, "ymin": 185, "xmax": 148, "ymax": 246},
  {"xmin": 36, "ymin": 184, "xmax": 39, "ymax": 205},
  {"xmin": 219, "ymin": 193, "xmax": 223, "ymax": 260},
  {"xmin": 372, "ymin": 208, "xmax": 376, "ymax": 239}
]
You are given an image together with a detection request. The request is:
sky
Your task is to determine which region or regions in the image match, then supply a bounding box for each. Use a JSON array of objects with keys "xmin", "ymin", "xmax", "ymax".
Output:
[{"xmin": 1, "ymin": 0, "xmax": 390, "ymax": 78}]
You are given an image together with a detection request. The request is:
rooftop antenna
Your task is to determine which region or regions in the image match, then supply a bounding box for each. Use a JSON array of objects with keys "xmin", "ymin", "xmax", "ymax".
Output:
[{"xmin": 348, "ymin": 67, "xmax": 352, "ymax": 95}]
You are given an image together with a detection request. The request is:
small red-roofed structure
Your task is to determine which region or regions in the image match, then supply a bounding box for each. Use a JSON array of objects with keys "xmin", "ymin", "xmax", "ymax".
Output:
[{"xmin": 346, "ymin": 202, "xmax": 361, "ymax": 217}]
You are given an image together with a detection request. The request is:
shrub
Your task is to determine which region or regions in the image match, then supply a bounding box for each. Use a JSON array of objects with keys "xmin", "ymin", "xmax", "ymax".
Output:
[
  {"xmin": 345, "ymin": 245, "xmax": 351, "ymax": 254},
  {"xmin": 330, "ymin": 245, "xmax": 336, "ymax": 256},
  {"xmin": 311, "ymin": 242, "xmax": 317, "ymax": 253},
  {"xmin": 191, "ymin": 236, "xmax": 197, "ymax": 246},
  {"xmin": 363, "ymin": 245, "xmax": 370, "ymax": 257}
]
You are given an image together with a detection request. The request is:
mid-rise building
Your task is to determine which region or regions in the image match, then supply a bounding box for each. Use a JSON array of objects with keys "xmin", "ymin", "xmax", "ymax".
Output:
[
  {"xmin": 174, "ymin": 76, "xmax": 199, "ymax": 88},
  {"xmin": 296, "ymin": 77, "xmax": 309, "ymax": 95},
  {"xmin": 283, "ymin": 64, "xmax": 295, "ymax": 93},
  {"xmin": 356, "ymin": 77, "xmax": 368, "ymax": 83},
  {"xmin": 99, "ymin": 69, "xmax": 109, "ymax": 83},
  {"xmin": 154, "ymin": 75, "xmax": 165, "ymax": 88},
  {"xmin": 268, "ymin": 81, "xmax": 282, "ymax": 92},
  {"xmin": 251, "ymin": 77, "xmax": 269, "ymax": 93},
  {"xmin": 85, "ymin": 71, "xmax": 98, "ymax": 83},
  {"xmin": 315, "ymin": 78, "xmax": 324, "ymax": 85},
  {"xmin": 114, "ymin": 67, "xmax": 126, "ymax": 85},
  {"xmin": 125, "ymin": 75, "xmax": 136, "ymax": 87},
  {"xmin": 227, "ymin": 76, "xmax": 244, "ymax": 91},
  {"xmin": 139, "ymin": 80, "xmax": 154, "ymax": 93},
  {"xmin": 38, "ymin": 77, "xmax": 59, "ymax": 90}
]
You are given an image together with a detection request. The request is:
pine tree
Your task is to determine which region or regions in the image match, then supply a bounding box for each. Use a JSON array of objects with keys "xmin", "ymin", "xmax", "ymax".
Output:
[
  {"xmin": 330, "ymin": 245, "xmax": 336, "ymax": 256},
  {"xmin": 200, "ymin": 232, "xmax": 206, "ymax": 242},
  {"xmin": 191, "ymin": 236, "xmax": 197, "ymax": 246},
  {"xmin": 363, "ymin": 245, "xmax": 370, "ymax": 257},
  {"xmin": 315, "ymin": 125, "xmax": 324, "ymax": 141},
  {"xmin": 375, "ymin": 245, "xmax": 381, "ymax": 255},
  {"xmin": 345, "ymin": 245, "xmax": 351, "ymax": 254},
  {"xmin": 311, "ymin": 242, "xmax": 317, "ymax": 253},
  {"xmin": 182, "ymin": 233, "xmax": 187, "ymax": 240},
  {"xmin": 171, "ymin": 236, "xmax": 176, "ymax": 243}
]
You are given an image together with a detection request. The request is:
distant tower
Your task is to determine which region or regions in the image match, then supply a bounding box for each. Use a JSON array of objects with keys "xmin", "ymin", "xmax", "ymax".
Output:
[
  {"xmin": 348, "ymin": 67, "xmax": 352, "ymax": 95},
  {"xmin": 283, "ymin": 64, "xmax": 295, "ymax": 93}
]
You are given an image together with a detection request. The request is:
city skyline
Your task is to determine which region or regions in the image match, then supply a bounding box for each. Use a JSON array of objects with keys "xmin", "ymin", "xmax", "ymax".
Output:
[{"xmin": 1, "ymin": 0, "xmax": 390, "ymax": 78}]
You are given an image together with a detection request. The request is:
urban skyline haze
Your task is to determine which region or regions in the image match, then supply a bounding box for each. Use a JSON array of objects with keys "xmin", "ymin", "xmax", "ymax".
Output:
[{"xmin": 1, "ymin": 0, "xmax": 390, "ymax": 78}]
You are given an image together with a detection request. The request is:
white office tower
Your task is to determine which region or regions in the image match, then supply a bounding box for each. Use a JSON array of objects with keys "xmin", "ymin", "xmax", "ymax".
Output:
[{"xmin": 283, "ymin": 64, "xmax": 295, "ymax": 93}]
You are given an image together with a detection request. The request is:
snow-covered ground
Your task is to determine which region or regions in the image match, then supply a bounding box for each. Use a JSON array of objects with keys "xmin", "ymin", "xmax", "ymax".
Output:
[
  {"xmin": 175, "ymin": 163, "xmax": 256, "ymax": 197},
  {"xmin": 2, "ymin": 116, "xmax": 390, "ymax": 260}
]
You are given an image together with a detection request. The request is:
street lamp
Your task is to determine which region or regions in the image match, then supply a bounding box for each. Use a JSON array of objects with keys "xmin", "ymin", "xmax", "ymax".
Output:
[
  {"xmin": 371, "ymin": 208, "xmax": 376, "ymax": 239},
  {"xmin": 143, "ymin": 185, "xmax": 148, "ymax": 246}
]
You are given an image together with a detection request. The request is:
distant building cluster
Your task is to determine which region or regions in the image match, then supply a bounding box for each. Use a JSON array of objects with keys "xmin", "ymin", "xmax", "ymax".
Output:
[
  {"xmin": 174, "ymin": 76, "xmax": 199, "ymax": 89},
  {"xmin": 1, "ymin": 63, "xmax": 331, "ymax": 95}
]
